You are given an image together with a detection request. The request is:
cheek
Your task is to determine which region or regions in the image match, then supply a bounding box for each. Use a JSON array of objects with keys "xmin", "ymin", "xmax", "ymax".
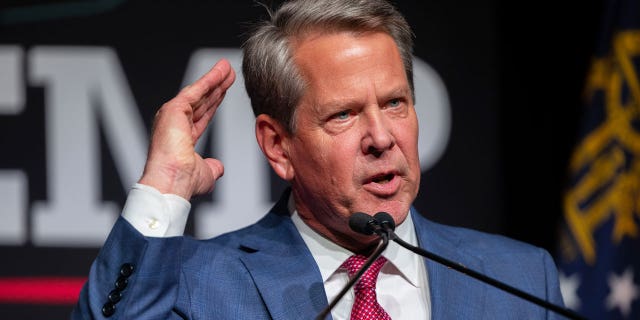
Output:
[
  {"xmin": 317, "ymin": 139, "xmax": 361, "ymax": 190},
  {"xmin": 293, "ymin": 128, "xmax": 362, "ymax": 188},
  {"xmin": 326, "ymin": 142, "xmax": 355, "ymax": 173},
  {"xmin": 395, "ymin": 121, "xmax": 421, "ymax": 170},
  {"xmin": 402, "ymin": 116, "xmax": 420, "ymax": 156},
  {"xmin": 296, "ymin": 136, "xmax": 350, "ymax": 176}
]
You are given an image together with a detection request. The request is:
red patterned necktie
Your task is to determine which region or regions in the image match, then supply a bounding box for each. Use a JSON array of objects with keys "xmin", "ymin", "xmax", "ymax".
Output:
[{"xmin": 342, "ymin": 255, "xmax": 391, "ymax": 320}]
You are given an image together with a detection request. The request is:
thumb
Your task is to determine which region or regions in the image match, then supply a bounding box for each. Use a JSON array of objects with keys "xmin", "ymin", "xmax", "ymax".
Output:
[
  {"xmin": 202, "ymin": 158, "xmax": 225, "ymax": 193},
  {"xmin": 204, "ymin": 158, "xmax": 225, "ymax": 180}
]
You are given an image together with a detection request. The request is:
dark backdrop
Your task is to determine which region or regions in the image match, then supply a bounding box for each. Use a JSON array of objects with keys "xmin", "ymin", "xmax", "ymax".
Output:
[{"xmin": 0, "ymin": 0, "xmax": 602, "ymax": 318}]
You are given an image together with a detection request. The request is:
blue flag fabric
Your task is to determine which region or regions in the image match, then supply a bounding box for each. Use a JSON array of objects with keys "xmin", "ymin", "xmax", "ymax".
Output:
[{"xmin": 558, "ymin": 0, "xmax": 640, "ymax": 319}]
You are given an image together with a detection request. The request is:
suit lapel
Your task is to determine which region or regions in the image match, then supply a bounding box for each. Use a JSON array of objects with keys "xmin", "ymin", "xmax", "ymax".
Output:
[
  {"xmin": 411, "ymin": 209, "xmax": 487, "ymax": 319},
  {"xmin": 237, "ymin": 194, "xmax": 329, "ymax": 320},
  {"xmin": 236, "ymin": 199, "xmax": 492, "ymax": 319}
]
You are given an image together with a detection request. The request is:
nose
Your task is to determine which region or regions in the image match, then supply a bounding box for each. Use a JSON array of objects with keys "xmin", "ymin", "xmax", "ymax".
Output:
[{"xmin": 361, "ymin": 109, "xmax": 395, "ymax": 157}]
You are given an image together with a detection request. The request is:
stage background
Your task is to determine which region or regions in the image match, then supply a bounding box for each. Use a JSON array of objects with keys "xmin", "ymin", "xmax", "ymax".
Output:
[{"xmin": 0, "ymin": 0, "xmax": 602, "ymax": 318}]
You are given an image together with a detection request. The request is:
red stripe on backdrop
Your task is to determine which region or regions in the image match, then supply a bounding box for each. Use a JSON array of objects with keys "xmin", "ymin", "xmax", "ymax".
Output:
[{"xmin": 0, "ymin": 277, "xmax": 87, "ymax": 305}]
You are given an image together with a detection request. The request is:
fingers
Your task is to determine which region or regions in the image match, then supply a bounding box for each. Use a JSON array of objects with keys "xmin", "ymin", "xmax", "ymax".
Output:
[
  {"xmin": 141, "ymin": 60, "xmax": 233, "ymax": 198},
  {"xmin": 187, "ymin": 61, "xmax": 236, "ymax": 139},
  {"xmin": 191, "ymin": 66, "xmax": 235, "ymax": 122},
  {"xmin": 184, "ymin": 60, "xmax": 235, "ymax": 112},
  {"xmin": 192, "ymin": 91, "xmax": 227, "ymax": 136},
  {"xmin": 181, "ymin": 59, "xmax": 234, "ymax": 103}
]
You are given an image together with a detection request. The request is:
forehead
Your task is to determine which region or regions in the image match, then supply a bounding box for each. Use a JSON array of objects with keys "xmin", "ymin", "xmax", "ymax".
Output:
[{"xmin": 292, "ymin": 31, "xmax": 408, "ymax": 105}]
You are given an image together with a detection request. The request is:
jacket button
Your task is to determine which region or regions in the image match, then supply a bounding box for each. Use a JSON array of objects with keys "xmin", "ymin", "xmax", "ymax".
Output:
[
  {"xmin": 120, "ymin": 263, "xmax": 134, "ymax": 277},
  {"xmin": 102, "ymin": 302, "xmax": 116, "ymax": 317},
  {"xmin": 108, "ymin": 290, "xmax": 122, "ymax": 303},
  {"xmin": 114, "ymin": 276, "xmax": 128, "ymax": 291}
]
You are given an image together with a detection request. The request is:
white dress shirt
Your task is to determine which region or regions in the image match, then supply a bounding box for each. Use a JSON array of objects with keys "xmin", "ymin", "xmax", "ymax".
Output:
[{"xmin": 121, "ymin": 183, "xmax": 431, "ymax": 319}]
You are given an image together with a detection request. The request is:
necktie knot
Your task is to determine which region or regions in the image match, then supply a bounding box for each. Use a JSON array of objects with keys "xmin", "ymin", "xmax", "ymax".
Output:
[
  {"xmin": 342, "ymin": 255, "xmax": 387, "ymax": 289},
  {"xmin": 342, "ymin": 255, "xmax": 391, "ymax": 320}
]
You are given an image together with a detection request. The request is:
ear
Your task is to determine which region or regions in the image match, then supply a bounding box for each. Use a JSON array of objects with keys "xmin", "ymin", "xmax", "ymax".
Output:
[{"xmin": 255, "ymin": 114, "xmax": 295, "ymax": 181}]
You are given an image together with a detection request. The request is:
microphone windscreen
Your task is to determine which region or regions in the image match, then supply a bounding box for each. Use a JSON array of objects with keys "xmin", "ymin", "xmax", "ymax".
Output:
[
  {"xmin": 373, "ymin": 212, "xmax": 396, "ymax": 231},
  {"xmin": 349, "ymin": 212, "xmax": 375, "ymax": 235}
]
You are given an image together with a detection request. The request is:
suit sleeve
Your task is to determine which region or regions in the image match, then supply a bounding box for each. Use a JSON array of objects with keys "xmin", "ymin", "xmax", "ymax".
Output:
[{"xmin": 71, "ymin": 217, "xmax": 186, "ymax": 319}]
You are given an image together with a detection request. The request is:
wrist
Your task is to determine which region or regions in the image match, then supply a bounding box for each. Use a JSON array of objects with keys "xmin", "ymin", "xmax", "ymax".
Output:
[{"xmin": 138, "ymin": 165, "xmax": 193, "ymax": 199}]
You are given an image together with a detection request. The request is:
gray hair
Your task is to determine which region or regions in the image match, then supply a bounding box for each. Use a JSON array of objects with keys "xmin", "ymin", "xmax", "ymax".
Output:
[{"xmin": 242, "ymin": 0, "xmax": 414, "ymax": 132}]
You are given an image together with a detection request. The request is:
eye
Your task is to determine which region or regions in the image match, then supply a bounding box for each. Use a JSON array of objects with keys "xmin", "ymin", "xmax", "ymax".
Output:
[
  {"xmin": 333, "ymin": 110, "xmax": 351, "ymax": 120},
  {"xmin": 388, "ymin": 98, "xmax": 401, "ymax": 108}
]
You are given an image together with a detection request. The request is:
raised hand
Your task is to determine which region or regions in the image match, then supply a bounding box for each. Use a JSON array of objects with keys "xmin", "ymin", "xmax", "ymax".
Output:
[{"xmin": 139, "ymin": 59, "xmax": 236, "ymax": 200}]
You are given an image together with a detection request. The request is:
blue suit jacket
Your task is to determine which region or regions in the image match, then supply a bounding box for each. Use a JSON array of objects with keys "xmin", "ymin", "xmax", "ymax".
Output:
[{"xmin": 72, "ymin": 193, "xmax": 565, "ymax": 319}]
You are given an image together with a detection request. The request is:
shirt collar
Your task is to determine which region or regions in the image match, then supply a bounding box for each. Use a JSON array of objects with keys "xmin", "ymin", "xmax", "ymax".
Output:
[{"xmin": 289, "ymin": 195, "xmax": 422, "ymax": 287}]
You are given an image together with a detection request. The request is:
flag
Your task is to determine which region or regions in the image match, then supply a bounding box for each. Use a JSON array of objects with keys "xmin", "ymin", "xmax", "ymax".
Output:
[{"xmin": 558, "ymin": 0, "xmax": 640, "ymax": 319}]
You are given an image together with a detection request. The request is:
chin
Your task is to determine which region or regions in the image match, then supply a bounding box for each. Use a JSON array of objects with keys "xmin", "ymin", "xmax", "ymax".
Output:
[
  {"xmin": 373, "ymin": 198, "xmax": 411, "ymax": 216},
  {"xmin": 344, "ymin": 231, "xmax": 381, "ymax": 252},
  {"xmin": 392, "ymin": 210, "xmax": 410, "ymax": 225}
]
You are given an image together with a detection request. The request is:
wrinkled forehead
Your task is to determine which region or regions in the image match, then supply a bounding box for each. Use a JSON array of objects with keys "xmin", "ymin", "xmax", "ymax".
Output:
[
  {"xmin": 292, "ymin": 31, "xmax": 409, "ymax": 111},
  {"xmin": 288, "ymin": 26, "xmax": 393, "ymax": 53}
]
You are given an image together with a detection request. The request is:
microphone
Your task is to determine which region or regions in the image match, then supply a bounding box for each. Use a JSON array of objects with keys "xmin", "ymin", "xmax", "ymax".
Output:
[
  {"xmin": 370, "ymin": 212, "xmax": 586, "ymax": 320},
  {"xmin": 373, "ymin": 211, "xmax": 395, "ymax": 234},
  {"xmin": 349, "ymin": 212, "xmax": 386, "ymax": 236},
  {"xmin": 315, "ymin": 213, "xmax": 390, "ymax": 320}
]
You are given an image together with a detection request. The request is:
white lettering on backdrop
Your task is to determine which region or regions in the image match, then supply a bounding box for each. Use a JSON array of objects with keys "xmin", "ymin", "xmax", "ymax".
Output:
[
  {"xmin": 0, "ymin": 46, "xmax": 27, "ymax": 244},
  {"xmin": 0, "ymin": 46, "xmax": 450, "ymax": 246}
]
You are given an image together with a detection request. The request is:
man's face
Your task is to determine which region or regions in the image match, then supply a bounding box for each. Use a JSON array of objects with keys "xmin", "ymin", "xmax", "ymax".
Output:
[{"xmin": 285, "ymin": 31, "xmax": 421, "ymax": 251}]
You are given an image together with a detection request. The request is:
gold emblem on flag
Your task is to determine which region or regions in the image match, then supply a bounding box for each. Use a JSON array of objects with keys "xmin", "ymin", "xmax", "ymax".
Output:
[{"xmin": 563, "ymin": 30, "xmax": 640, "ymax": 265}]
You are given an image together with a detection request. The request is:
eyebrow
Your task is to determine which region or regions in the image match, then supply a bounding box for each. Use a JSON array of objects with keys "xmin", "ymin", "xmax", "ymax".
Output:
[
  {"xmin": 383, "ymin": 87, "xmax": 412, "ymax": 101},
  {"xmin": 315, "ymin": 86, "xmax": 412, "ymax": 112}
]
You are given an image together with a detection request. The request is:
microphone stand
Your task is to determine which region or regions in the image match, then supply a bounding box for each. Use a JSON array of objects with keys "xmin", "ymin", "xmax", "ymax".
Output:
[
  {"xmin": 315, "ymin": 232, "xmax": 390, "ymax": 320},
  {"xmin": 379, "ymin": 224, "xmax": 587, "ymax": 320}
]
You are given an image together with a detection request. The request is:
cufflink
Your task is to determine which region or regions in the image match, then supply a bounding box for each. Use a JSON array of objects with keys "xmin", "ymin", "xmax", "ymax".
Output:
[{"xmin": 148, "ymin": 218, "xmax": 160, "ymax": 230}]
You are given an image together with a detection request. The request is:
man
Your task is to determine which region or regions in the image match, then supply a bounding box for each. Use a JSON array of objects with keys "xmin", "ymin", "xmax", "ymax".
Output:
[{"xmin": 73, "ymin": 0, "xmax": 565, "ymax": 319}]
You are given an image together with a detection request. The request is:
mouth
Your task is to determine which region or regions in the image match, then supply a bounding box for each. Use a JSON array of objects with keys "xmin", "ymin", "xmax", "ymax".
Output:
[
  {"xmin": 370, "ymin": 173, "xmax": 395, "ymax": 184},
  {"xmin": 363, "ymin": 171, "xmax": 401, "ymax": 197}
]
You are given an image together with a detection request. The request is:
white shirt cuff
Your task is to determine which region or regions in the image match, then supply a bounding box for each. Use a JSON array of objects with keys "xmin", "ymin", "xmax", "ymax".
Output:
[{"xmin": 121, "ymin": 183, "xmax": 191, "ymax": 237}]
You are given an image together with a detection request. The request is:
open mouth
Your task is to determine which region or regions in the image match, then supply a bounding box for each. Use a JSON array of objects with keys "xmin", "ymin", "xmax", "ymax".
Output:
[
  {"xmin": 371, "ymin": 173, "xmax": 395, "ymax": 184},
  {"xmin": 363, "ymin": 171, "xmax": 401, "ymax": 196}
]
